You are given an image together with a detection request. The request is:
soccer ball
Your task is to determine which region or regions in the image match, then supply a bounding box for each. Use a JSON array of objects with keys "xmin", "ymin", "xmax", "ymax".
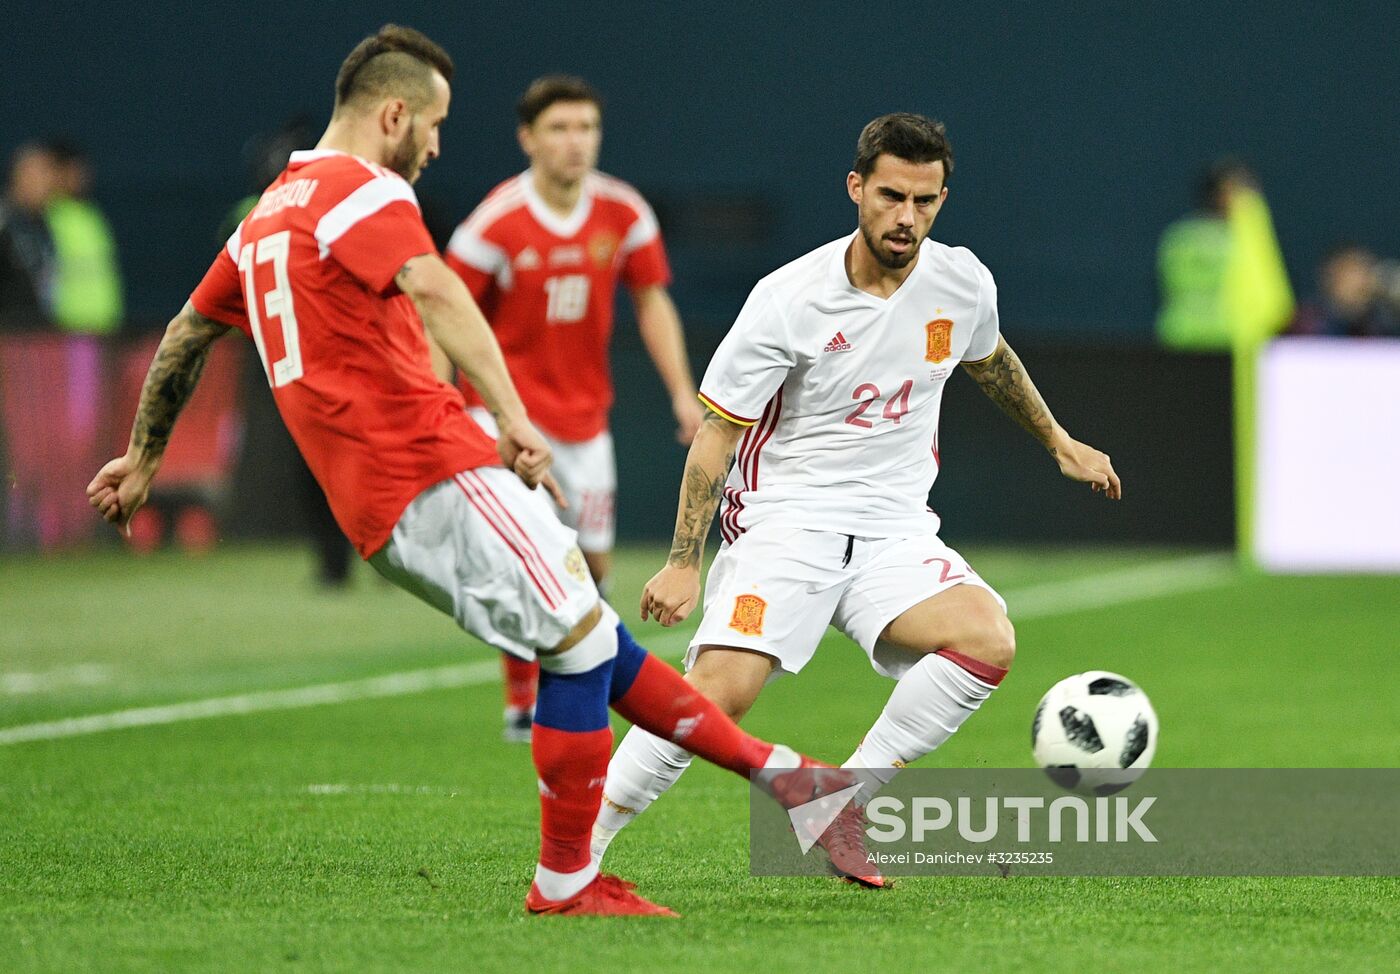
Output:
[{"xmin": 1031, "ymin": 671, "xmax": 1158, "ymax": 795}]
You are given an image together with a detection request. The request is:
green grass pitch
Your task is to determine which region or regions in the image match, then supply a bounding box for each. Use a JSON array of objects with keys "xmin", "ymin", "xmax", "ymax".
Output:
[{"xmin": 1, "ymin": 544, "xmax": 1397, "ymax": 972}]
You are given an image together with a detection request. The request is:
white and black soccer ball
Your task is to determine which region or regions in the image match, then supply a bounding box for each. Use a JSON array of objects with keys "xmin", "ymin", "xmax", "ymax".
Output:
[{"xmin": 1031, "ymin": 671, "xmax": 1158, "ymax": 795}]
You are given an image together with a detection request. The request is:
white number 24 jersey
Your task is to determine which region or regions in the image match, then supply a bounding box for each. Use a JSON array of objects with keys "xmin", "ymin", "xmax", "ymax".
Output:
[{"xmin": 698, "ymin": 231, "xmax": 1000, "ymax": 543}]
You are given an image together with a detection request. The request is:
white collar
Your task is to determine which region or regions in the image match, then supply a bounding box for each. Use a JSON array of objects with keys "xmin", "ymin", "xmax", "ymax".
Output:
[
  {"xmin": 521, "ymin": 169, "xmax": 594, "ymax": 239},
  {"xmin": 289, "ymin": 149, "xmax": 349, "ymax": 164}
]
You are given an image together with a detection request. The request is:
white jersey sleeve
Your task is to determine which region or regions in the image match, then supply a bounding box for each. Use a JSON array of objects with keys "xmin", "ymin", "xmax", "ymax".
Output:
[
  {"xmin": 964, "ymin": 259, "xmax": 1001, "ymax": 362},
  {"xmin": 698, "ymin": 285, "xmax": 796, "ymax": 425}
]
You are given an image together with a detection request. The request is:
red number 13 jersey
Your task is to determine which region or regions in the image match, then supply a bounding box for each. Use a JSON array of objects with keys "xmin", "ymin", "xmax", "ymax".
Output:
[{"xmin": 191, "ymin": 150, "xmax": 499, "ymax": 558}]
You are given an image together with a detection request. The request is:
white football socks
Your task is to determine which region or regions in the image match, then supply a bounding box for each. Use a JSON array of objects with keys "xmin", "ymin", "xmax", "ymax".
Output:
[
  {"xmin": 843, "ymin": 653, "xmax": 997, "ymax": 803},
  {"xmin": 590, "ymin": 726, "xmax": 694, "ymax": 866},
  {"xmin": 590, "ymin": 727, "xmax": 803, "ymax": 867},
  {"xmin": 533, "ymin": 861, "xmax": 598, "ymax": 901}
]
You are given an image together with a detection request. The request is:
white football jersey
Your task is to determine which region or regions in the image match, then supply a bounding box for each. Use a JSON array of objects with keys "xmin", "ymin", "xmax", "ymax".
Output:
[{"xmin": 699, "ymin": 231, "xmax": 1000, "ymax": 542}]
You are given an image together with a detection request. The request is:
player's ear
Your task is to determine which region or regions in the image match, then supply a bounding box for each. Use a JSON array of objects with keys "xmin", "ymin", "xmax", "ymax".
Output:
[
  {"xmin": 846, "ymin": 171, "xmax": 863, "ymax": 205},
  {"xmin": 382, "ymin": 98, "xmax": 409, "ymax": 137},
  {"xmin": 516, "ymin": 123, "xmax": 533, "ymax": 159}
]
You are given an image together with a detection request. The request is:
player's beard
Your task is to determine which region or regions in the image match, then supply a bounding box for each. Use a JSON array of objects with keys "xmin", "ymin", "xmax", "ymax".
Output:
[
  {"xmin": 388, "ymin": 119, "xmax": 427, "ymax": 183},
  {"xmin": 859, "ymin": 221, "xmax": 920, "ymax": 270}
]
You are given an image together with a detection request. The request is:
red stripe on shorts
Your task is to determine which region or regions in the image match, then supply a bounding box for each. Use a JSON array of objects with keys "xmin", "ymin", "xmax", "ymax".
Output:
[
  {"xmin": 463, "ymin": 470, "xmax": 568, "ymax": 605},
  {"xmin": 453, "ymin": 474, "xmax": 563, "ymax": 610}
]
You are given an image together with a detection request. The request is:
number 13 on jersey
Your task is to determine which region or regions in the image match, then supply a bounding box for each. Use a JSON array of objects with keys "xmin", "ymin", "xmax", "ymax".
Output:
[{"xmin": 238, "ymin": 229, "xmax": 303, "ymax": 387}]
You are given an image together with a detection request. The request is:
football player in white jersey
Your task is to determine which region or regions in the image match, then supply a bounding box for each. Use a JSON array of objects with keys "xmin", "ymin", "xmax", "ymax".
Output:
[{"xmin": 590, "ymin": 113, "xmax": 1121, "ymax": 887}]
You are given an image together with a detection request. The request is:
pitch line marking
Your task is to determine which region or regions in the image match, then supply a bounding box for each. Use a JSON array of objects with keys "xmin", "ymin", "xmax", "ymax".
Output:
[
  {"xmin": 0, "ymin": 553, "xmax": 1234, "ymax": 746},
  {"xmin": 306, "ymin": 783, "xmax": 459, "ymax": 797},
  {"xmin": 1007, "ymin": 552, "xmax": 1236, "ymax": 620},
  {"xmin": 0, "ymin": 662, "xmax": 498, "ymax": 746},
  {"xmin": 0, "ymin": 664, "xmax": 112, "ymax": 696}
]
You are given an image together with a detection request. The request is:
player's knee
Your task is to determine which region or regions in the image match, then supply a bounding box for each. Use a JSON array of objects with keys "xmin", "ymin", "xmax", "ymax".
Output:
[
  {"xmin": 719, "ymin": 693, "xmax": 755, "ymax": 722},
  {"xmin": 538, "ymin": 604, "xmax": 612, "ymax": 674},
  {"xmin": 557, "ymin": 603, "xmax": 604, "ymax": 651},
  {"xmin": 975, "ymin": 612, "xmax": 1016, "ymax": 671},
  {"xmin": 685, "ymin": 673, "xmax": 750, "ymax": 721},
  {"xmin": 954, "ymin": 605, "xmax": 1015, "ymax": 671},
  {"xmin": 685, "ymin": 650, "xmax": 767, "ymax": 721}
]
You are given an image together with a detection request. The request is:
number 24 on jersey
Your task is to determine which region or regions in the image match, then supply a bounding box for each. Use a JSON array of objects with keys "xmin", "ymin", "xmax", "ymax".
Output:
[{"xmin": 845, "ymin": 379, "xmax": 913, "ymax": 429}]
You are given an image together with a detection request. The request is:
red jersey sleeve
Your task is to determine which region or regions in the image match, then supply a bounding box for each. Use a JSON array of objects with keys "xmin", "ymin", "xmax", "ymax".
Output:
[
  {"xmin": 189, "ymin": 238, "xmax": 249, "ymax": 335},
  {"xmin": 444, "ymin": 250, "xmax": 496, "ymax": 303},
  {"xmin": 316, "ymin": 176, "xmax": 436, "ymax": 295},
  {"xmin": 619, "ymin": 200, "xmax": 672, "ymax": 290},
  {"xmin": 444, "ymin": 218, "xmax": 508, "ymax": 302}
]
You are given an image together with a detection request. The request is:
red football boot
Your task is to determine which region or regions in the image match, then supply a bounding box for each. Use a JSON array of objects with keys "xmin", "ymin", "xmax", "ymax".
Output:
[
  {"xmin": 525, "ymin": 873, "xmax": 679, "ymax": 917},
  {"xmin": 763, "ymin": 757, "xmax": 886, "ymax": 889},
  {"xmin": 764, "ymin": 755, "xmax": 854, "ymax": 807},
  {"xmin": 823, "ymin": 803, "xmax": 887, "ymax": 889}
]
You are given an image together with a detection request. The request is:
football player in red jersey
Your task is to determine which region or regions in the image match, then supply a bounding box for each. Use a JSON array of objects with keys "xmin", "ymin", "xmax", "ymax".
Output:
[
  {"xmin": 444, "ymin": 77, "xmax": 704, "ymax": 742},
  {"xmin": 88, "ymin": 25, "xmax": 858, "ymax": 917}
]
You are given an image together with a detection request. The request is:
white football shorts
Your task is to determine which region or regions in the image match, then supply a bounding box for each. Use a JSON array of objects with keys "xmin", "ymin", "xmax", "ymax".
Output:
[
  {"xmin": 368, "ymin": 466, "xmax": 598, "ymax": 661},
  {"xmin": 469, "ymin": 407, "xmax": 616, "ymax": 553},
  {"xmin": 686, "ymin": 521, "xmax": 1006, "ymax": 680}
]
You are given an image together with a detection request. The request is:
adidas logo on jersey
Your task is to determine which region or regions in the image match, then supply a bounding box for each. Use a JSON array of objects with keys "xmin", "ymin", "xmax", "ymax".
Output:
[
  {"xmin": 823, "ymin": 331, "xmax": 853, "ymax": 353},
  {"xmin": 515, "ymin": 247, "xmax": 542, "ymax": 270}
]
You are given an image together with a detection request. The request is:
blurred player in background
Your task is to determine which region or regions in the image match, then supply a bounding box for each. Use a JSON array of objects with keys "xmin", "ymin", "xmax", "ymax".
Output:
[
  {"xmin": 591, "ymin": 113, "xmax": 1122, "ymax": 886},
  {"xmin": 88, "ymin": 24, "xmax": 852, "ymax": 917},
  {"xmin": 444, "ymin": 76, "xmax": 704, "ymax": 742}
]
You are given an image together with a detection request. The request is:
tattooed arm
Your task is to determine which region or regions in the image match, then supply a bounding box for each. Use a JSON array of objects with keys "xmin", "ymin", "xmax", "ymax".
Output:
[
  {"xmin": 87, "ymin": 303, "xmax": 230, "ymax": 531},
  {"xmin": 962, "ymin": 336, "xmax": 1122, "ymax": 499},
  {"xmin": 640, "ymin": 408, "xmax": 747, "ymax": 626}
]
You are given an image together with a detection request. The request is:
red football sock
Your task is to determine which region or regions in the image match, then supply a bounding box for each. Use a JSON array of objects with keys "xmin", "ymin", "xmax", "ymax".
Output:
[
  {"xmin": 611, "ymin": 654, "xmax": 774, "ymax": 776},
  {"xmin": 503, "ymin": 654, "xmax": 540, "ymax": 711},
  {"xmin": 935, "ymin": 648, "xmax": 1009, "ymax": 686},
  {"xmin": 531, "ymin": 725, "xmax": 612, "ymax": 875}
]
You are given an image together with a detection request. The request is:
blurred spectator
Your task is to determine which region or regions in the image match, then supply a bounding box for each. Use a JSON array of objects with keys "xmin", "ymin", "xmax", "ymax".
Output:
[
  {"xmin": 1377, "ymin": 259, "xmax": 1400, "ymax": 318},
  {"xmin": 220, "ymin": 114, "xmax": 317, "ymax": 239},
  {"xmin": 0, "ymin": 143, "xmax": 107, "ymax": 550},
  {"xmin": 1288, "ymin": 244, "xmax": 1399, "ymax": 338},
  {"xmin": 44, "ymin": 138, "xmax": 124, "ymax": 335},
  {"xmin": 1156, "ymin": 159, "xmax": 1293, "ymax": 351},
  {"xmin": 0, "ymin": 143, "xmax": 59, "ymax": 331}
]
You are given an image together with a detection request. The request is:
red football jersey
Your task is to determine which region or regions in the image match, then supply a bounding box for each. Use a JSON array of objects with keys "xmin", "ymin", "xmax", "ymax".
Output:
[
  {"xmin": 444, "ymin": 170, "xmax": 671, "ymax": 442},
  {"xmin": 191, "ymin": 149, "xmax": 500, "ymax": 558}
]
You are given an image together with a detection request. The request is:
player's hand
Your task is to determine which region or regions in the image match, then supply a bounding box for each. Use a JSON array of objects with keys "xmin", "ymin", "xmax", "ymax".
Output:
[
  {"xmin": 496, "ymin": 417, "xmax": 553, "ymax": 489},
  {"xmin": 640, "ymin": 563, "xmax": 702, "ymax": 627},
  {"xmin": 672, "ymin": 393, "xmax": 705, "ymax": 446},
  {"xmin": 540, "ymin": 472, "xmax": 568, "ymax": 510},
  {"xmin": 86, "ymin": 453, "xmax": 156, "ymax": 536},
  {"xmin": 1049, "ymin": 433, "xmax": 1122, "ymax": 500}
]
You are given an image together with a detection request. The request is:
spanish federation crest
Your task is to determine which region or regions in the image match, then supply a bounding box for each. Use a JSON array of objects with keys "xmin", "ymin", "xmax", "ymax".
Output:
[
  {"xmin": 925, "ymin": 318, "xmax": 954, "ymax": 363},
  {"xmin": 728, "ymin": 594, "xmax": 767, "ymax": 637}
]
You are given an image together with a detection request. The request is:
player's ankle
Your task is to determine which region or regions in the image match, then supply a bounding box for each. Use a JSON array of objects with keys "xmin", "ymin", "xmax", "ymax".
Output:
[{"xmin": 533, "ymin": 862, "xmax": 598, "ymax": 902}]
